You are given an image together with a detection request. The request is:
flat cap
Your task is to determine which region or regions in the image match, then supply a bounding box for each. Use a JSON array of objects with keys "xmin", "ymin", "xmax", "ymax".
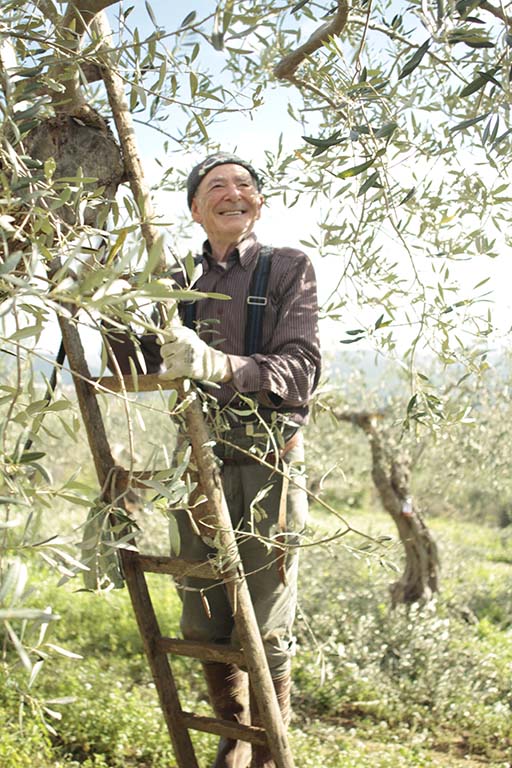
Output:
[{"xmin": 186, "ymin": 152, "xmax": 261, "ymax": 208}]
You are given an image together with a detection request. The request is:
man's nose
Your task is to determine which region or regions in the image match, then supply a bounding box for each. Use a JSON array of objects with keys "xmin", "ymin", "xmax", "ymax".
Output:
[{"xmin": 224, "ymin": 183, "xmax": 242, "ymax": 200}]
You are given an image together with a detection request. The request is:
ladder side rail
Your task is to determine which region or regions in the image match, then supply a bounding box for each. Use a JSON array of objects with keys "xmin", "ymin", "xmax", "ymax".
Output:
[
  {"xmin": 58, "ymin": 320, "xmax": 199, "ymax": 768},
  {"xmin": 58, "ymin": 318, "xmax": 115, "ymax": 487},
  {"xmin": 121, "ymin": 550, "xmax": 200, "ymax": 768}
]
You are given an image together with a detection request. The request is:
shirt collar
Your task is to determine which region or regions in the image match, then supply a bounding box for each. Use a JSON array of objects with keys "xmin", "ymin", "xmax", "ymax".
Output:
[{"xmin": 201, "ymin": 232, "xmax": 259, "ymax": 270}]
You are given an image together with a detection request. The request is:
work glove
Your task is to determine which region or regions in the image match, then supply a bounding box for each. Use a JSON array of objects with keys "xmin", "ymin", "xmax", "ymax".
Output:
[{"xmin": 159, "ymin": 325, "xmax": 231, "ymax": 383}]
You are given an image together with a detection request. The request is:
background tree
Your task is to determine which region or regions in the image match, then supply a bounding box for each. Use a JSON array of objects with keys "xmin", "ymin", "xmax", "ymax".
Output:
[{"xmin": 333, "ymin": 407, "xmax": 440, "ymax": 606}]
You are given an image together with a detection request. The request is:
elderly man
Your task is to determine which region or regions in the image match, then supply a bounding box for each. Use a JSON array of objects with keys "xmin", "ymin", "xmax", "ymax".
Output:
[{"xmin": 108, "ymin": 152, "xmax": 321, "ymax": 768}]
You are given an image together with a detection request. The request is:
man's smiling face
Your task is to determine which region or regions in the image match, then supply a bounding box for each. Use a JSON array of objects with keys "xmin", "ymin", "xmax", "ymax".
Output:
[{"xmin": 190, "ymin": 163, "xmax": 263, "ymax": 252}]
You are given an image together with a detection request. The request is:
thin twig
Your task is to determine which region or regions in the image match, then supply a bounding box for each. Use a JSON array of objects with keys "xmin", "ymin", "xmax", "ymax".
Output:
[{"xmin": 352, "ymin": 0, "xmax": 372, "ymax": 80}]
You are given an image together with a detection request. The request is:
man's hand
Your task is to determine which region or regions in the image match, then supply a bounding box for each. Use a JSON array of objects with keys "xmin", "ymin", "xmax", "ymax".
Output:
[{"xmin": 159, "ymin": 326, "xmax": 232, "ymax": 383}]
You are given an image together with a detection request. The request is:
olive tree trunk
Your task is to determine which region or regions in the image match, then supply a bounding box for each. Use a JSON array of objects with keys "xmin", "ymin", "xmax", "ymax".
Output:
[{"xmin": 335, "ymin": 410, "xmax": 440, "ymax": 607}]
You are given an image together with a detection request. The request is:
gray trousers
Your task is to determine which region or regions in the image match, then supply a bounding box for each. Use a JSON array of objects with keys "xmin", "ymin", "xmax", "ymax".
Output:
[{"xmin": 172, "ymin": 432, "xmax": 308, "ymax": 677}]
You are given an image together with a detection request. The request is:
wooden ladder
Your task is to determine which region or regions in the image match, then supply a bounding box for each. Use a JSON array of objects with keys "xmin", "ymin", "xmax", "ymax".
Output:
[{"xmin": 58, "ymin": 316, "xmax": 295, "ymax": 768}]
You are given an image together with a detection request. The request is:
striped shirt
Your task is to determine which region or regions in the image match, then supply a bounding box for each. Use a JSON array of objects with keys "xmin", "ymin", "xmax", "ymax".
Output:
[{"xmin": 106, "ymin": 233, "xmax": 321, "ymax": 425}]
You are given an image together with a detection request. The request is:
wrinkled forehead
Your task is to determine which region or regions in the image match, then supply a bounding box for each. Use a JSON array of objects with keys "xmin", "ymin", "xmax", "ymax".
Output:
[{"xmin": 198, "ymin": 163, "xmax": 257, "ymax": 192}]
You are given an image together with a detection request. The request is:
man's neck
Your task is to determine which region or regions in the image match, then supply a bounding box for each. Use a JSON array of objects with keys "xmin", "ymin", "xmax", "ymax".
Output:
[{"xmin": 206, "ymin": 237, "xmax": 239, "ymax": 263}]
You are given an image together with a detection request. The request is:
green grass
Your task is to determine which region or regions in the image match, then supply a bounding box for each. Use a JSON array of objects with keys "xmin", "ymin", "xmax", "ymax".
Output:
[{"xmin": 1, "ymin": 506, "xmax": 512, "ymax": 767}]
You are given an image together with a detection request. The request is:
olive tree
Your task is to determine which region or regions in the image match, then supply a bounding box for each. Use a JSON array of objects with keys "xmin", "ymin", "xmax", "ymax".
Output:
[{"xmin": 1, "ymin": 1, "xmax": 510, "ymax": 703}]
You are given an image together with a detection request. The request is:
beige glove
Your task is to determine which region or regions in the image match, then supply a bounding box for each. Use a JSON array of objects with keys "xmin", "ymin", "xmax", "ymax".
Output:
[{"xmin": 159, "ymin": 325, "xmax": 231, "ymax": 383}]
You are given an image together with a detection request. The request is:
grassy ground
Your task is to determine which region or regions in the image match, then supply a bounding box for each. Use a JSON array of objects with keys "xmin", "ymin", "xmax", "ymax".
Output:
[
  {"xmin": 1, "ymin": 504, "xmax": 512, "ymax": 767},
  {"xmin": 291, "ymin": 507, "xmax": 512, "ymax": 767}
]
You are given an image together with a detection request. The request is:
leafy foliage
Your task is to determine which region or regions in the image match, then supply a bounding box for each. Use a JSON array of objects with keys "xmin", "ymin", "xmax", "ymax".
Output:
[{"xmin": 1, "ymin": 1, "xmax": 512, "ymax": 762}]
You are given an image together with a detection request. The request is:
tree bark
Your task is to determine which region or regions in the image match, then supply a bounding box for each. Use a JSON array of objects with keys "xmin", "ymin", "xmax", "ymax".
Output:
[
  {"xmin": 26, "ymin": 114, "xmax": 124, "ymax": 227},
  {"xmin": 92, "ymin": 13, "xmax": 166, "ymax": 270}
]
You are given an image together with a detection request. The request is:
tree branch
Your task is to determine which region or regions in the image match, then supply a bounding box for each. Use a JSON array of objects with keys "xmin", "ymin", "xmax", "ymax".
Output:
[
  {"xmin": 61, "ymin": 0, "xmax": 120, "ymax": 40},
  {"xmin": 274, "ymin": 0, "xmax": 350, "ymax": 80},
  {"xmin": 479, "ymin": 0, "xmax": 512, "ymax": 25},
  {"xmin": 37, "ymin": 0, "xmax": 119, "ymax": 119},
  {"xmin": 34, "ymin": 0, "xmax": 61, "ymax": 25},
  {"xmin": 91, "ymin": 12, "xmax": 165, "ymax": 266}
]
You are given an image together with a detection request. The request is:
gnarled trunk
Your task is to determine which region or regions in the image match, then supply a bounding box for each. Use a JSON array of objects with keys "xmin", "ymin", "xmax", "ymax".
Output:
[
  {"xmin": 26, "ymin": 114, "xmax": 124, "ymax": 227},
  {"xmin": 335, "ymin": 410, "xmax": 440, "ymax": 606}
]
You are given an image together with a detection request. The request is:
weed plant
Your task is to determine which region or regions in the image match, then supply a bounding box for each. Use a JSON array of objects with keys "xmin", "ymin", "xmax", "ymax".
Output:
[{"xmin": 295, "ymin": 511, "xmax": 512, "ymax": 760}]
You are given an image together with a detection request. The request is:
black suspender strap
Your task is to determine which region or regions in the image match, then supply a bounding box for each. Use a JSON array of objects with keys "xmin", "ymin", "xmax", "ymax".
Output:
[
  {"xmin": 181, "ymin": 245, "xmax": 273, "ymax": 356},
  {"xmin": 182, "ymin": 299, "xmax": 196, "ymax": 330},
  {"xmin": 245, "ymin": 245, "xmax": 273, "ymax": 356}
]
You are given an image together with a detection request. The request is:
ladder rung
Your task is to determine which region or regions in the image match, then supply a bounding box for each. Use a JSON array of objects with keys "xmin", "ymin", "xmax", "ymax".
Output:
[
  {"xmin": 157, "ymin": 637, "xmax": 245, "ymax": 666},
  {"xmin": 92, "ymin": 373, "xmax": 177, "ymax": 393},
  {"xmin": 136, "ymin": 554, "xmax": 218, "ymax": 580},
  {"xmin": 181, "ymin": 712, "xmax": 267, "ymax": 746}
]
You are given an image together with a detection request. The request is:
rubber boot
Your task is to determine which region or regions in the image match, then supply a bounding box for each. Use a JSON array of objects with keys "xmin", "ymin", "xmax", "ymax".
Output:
[
  {"xmin": 250, "ymin": 673, "xmax": 291, "ymax": 768},
  {"xmin": 202, "ymin": 661, "xmax": 252, "ymax": 768}
]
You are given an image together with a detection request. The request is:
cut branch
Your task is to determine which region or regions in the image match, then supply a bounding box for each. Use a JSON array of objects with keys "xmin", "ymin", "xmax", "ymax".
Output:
[
  {"xmin": 274, "ymin": 0, "xmax": 350, "ymax": 80},
  {"xmin": 89, "ymin": 14, "xmax": 295, "ymax": 765}
]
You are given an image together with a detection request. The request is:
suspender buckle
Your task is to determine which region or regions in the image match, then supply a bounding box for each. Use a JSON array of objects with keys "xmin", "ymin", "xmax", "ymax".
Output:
[{"xmin": 247, "ymin": 296, "xmax": 268, "ymax": 306}]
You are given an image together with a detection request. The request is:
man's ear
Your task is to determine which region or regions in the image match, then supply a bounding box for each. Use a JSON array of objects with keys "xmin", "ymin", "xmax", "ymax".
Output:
[{"xmin": 191, "ymin": 198, "xmax": 202, "ymax": 224}]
